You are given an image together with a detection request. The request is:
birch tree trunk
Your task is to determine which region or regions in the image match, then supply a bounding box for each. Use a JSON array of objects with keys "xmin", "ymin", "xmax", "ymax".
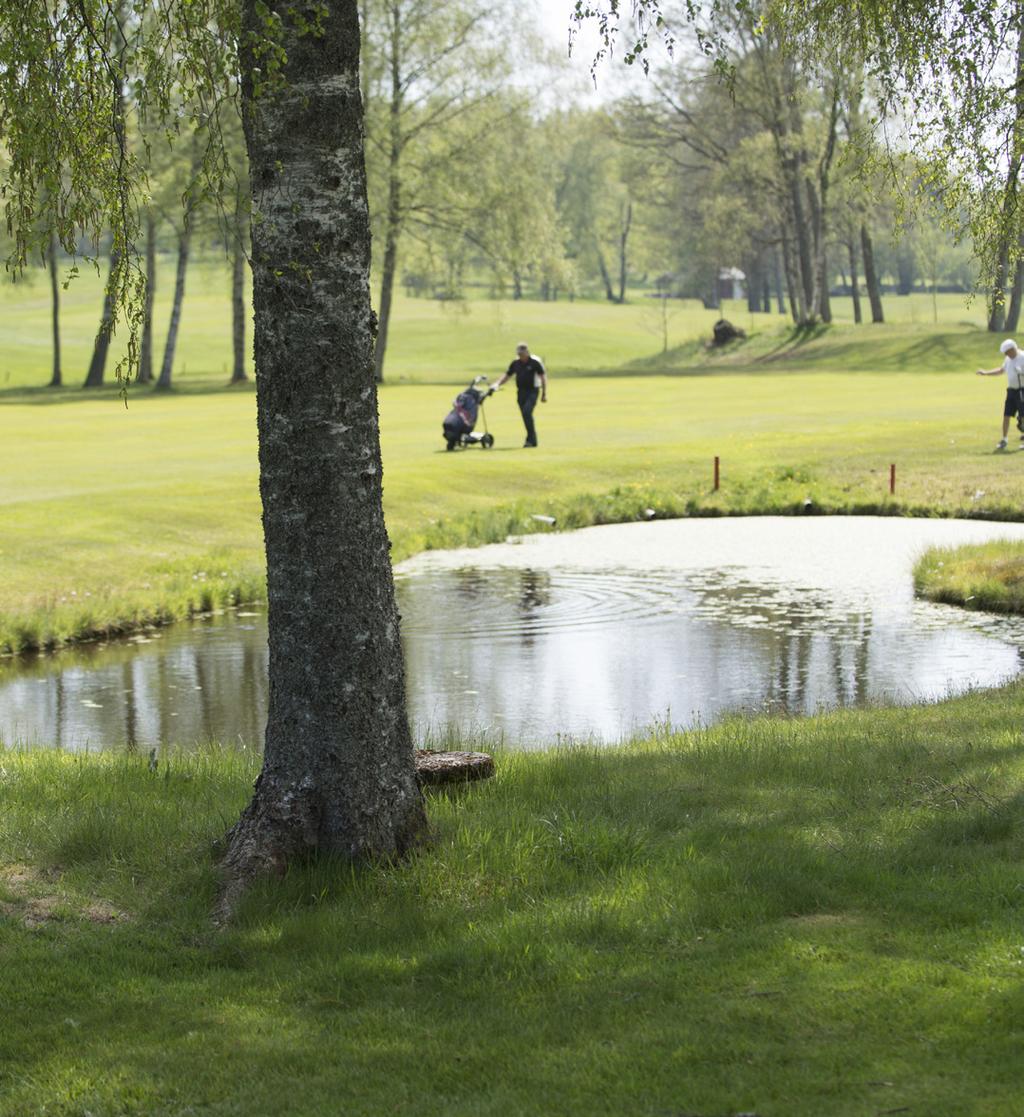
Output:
[
  {"xmin": 847, "ymin": 240, "xmax": 862, "ymax": 323},
  {"xmin": 47, "ymin": 231, "xmax": 62, "ymax": 388},
  {"xmin": 616, "ymin": 198, "xmax": 632, "ymax": 304},
  {"xmin": 1006, "ymin": 256, "xmax": 1024, "ymax": 332},
  {"xmin": 861, "ymin": 224, "xmax": 884, "ymax": 323},
  {"xmin": 596, "ymin": 243, "xmax": 615, "ymax": 302},
  {"xmin": 156, "ymin": 225, "xmax": 191, "ymax": 390},
  {"xmin": 83, "ymin": 250, "xmax": 119, "ymax": 388},
  {"xmin": 372, "ymin": 2, "xmax": 403, "ymax": 385},
  {"xmin": 221, "ymin": 0, "xmax": 426, "ymax": 909},
  {"xmin": 231, "ymin": 189, "xmax": 249, "ymax": 383},
  {"xmin": 137, "ymin": 211, "xmax": 156, "ymax": 385}
]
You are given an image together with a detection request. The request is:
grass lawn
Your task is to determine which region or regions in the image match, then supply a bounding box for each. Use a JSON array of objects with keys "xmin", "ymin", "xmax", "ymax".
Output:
[
  {"xmin": 0, "ymin": 253, "xmax": 996, "ymax": 392},
  {"xmin": 3, "ymin": 266, "xmax": 1024, "ymax": 1114},
  {"xmin": 0, "ymin": 309, "xmax": 1022, "ymax": 652},
  {"xmin": 916, "ymin": 540, "xmax": 1024, "ymax": 614},
  {"xmin": 2, "ymin": 685, "xmax": 1023, "ymax": 1115}
]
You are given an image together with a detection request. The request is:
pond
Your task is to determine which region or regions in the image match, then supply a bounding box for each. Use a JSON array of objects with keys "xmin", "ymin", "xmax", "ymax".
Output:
[{"xmin": 4, "ymin": 517, "xmax": 1024, "ymax": 751}]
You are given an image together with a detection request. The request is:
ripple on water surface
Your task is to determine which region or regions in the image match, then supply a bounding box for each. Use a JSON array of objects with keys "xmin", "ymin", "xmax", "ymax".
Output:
[{"xmin": 4, "ymin": 517, "xmax": 1024, "ymax": 749}]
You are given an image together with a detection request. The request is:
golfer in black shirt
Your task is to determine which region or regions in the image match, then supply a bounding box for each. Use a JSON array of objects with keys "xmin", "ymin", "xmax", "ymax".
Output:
[{"xmin": 495, "ymin": 342, "xmax": 547, "ymax": 447}]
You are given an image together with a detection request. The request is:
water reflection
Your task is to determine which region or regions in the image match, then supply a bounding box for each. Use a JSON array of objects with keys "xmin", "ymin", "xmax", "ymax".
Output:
[{"xmin": 4, "ymin": 526, "xmax": 1024, "ymax": 750}]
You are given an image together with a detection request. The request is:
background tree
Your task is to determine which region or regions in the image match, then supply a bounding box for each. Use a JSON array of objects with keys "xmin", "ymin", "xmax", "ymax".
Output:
[
  {"xmin": 361, "ymin": 0, "xmax": 513, "ymax": 380},
  {"xmin": 0, "ymin": 0, "xmax": 427, "ymax": 909}
]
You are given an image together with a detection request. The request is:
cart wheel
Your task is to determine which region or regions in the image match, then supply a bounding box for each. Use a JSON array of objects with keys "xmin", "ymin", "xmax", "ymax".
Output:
[{"xmin": 481, "ymin": 433, "xmax": 494, "ymax": 449}]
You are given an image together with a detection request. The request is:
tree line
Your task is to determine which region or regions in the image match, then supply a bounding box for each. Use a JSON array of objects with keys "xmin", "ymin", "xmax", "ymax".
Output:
[{"xmin": 20, "ymin": 0, "xmax": 998, "ymax": 396}]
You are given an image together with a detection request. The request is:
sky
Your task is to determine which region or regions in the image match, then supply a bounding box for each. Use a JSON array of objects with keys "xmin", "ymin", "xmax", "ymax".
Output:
[{"xmin": 531, "ymin": 1, "xmax": 653, "ymax": 106}]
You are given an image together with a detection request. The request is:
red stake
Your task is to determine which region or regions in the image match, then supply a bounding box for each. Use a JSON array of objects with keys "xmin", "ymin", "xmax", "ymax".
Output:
[
  {"xmin": 890, "ymin": 463, "xmax": 896, "ymax": 495},
  {"xmin": 714, "ymin": 455, "xmax": 720, "ymax": 491}
]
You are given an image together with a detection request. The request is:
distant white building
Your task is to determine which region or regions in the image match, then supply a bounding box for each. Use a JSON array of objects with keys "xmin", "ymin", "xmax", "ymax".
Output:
[{"xmin": 717, "ymin": 266, "xmax": 746, "ymax": 302}]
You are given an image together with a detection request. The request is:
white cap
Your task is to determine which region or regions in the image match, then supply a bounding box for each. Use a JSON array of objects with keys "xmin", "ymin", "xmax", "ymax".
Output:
[{"xmin": 1001, "ymin": 338, "xmax": 1018, "ymax": 354}]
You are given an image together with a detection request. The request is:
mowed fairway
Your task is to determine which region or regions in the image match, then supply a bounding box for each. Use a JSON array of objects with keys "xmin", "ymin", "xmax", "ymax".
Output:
[{"xmin": 1, "ymin": 328, "xmax": 1023, "ymax": 650}]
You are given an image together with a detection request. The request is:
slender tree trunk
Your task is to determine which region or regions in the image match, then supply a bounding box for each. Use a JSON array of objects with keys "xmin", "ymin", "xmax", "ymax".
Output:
[
  {"xmin": 819, "ymin": 250, "xmax": 832, "ymax": 323},
  {"xmin": 861, "ymin": 224, "xmax": 884, "ymax": 323},
  {"xmin": 1006, "ymin": 253, "xmax": 1024, "ymax": 331},
  {"xmin": 231, "ymin": 196, "xmax": 249, "ymax": 383},
  {"xmin": 774, "ymin": 247, "xmax": 786, "ymax": 314},
  {"xmin": 47, "ymin": 231, "xmax": 62, "ymax": 387},
  {"xmin": 616, "ymin": 199, "xmax": 632, "ymax": 304},
  {"xmin": 781, "ymin": 230, "xmax": 803, "ymax": 324},
  {"xmin": 746, "ymin": 256, "xmax": 761, "ymax": 314},
  {"xmin": 156, "ymin": 225, "xmax": 191, "ymax": 390},
  {"xmin": 84, "ymin": 2, "xmax": 128, "ymax": 390},
  {"xmin": 138, "ymin": 210, "xmax": 156, "ymax": 384},
  {"xmin": 374, "ymin": 223, "xmax": 400, "ymax": 382},
  {"xmin": 373, "ymin": 3, "xmax": 403, "ymax": 385},
  {"xmin": 596, "ymin": 243, "xmax": 615, "ymax": 302},
  {"xmin": 83, "ymin": 249, "xmax": 120, "ymax": 388},
  {"xmin": 221, "ymin": 0, "xmax": 426, "ymax": 911},
  {"xmin": 847, "ymin": 240, "xmax": 862, "ymax": 324},
  {"xmin": 989, "ymin": 11, "xmax": 1024, "ymax": 331}
]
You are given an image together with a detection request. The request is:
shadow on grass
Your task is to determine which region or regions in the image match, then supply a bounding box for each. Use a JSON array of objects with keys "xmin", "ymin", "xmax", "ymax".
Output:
[
  {"xmin": 0, "ymin": 378, "xmax": 257, "ymax": 407},
  {"xmin": 4, "ymin": 687, "xmax": 1024, "ymax": 1112}
]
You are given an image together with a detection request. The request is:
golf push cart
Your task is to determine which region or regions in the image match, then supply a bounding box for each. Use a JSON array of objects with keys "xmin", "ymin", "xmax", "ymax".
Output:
[{"xmin": 442, "ymin": 375, "xmax": 498, "ymax": 451}]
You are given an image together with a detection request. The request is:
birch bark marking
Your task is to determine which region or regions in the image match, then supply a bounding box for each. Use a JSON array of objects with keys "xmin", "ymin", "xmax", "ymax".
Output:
[{"xmin": 222, "ymin": 0, "xmax": 426, "ymax": 909}]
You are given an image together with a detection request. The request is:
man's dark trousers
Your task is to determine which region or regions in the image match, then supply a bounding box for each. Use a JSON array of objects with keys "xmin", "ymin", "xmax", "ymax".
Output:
[{"xmin": 518, "ymin": 388, "xmax": 539, "ymax": 446}]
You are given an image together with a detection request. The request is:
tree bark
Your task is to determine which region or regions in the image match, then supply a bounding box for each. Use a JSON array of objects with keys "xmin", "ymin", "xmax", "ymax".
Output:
[
  {"xmin": 616, "ymin": 198, "xmax": 632, "ymax": 304},
  {"xmin": 595, "ymin": 243, "xmax": 615, "ymax": 302},
  {"xmin": 373, "ymin": 2, "xmax": 403, "ymax": 385},
  {"xmin": 83, "ymin": 249, "xmax": 120, "ymax": 388},
  {"xmin": 47, "ymin": 231, "xmax": 62, "ymax": 387},
  {"xmin": 773, "ymin": 248, "xmax": 786, "ymax": 314},
  {"xmin": 138, "ymin": 210, "xmax": 156, "ymax": 384},
  {"xmin": 156, "ymin": 225, "xmax": 191, "ymax": 390},
  {"xmin": 222, "ymin": 0, "xmax": 426, "ymax": 912},
  {"xmin": 990, "ymin": 12, "xmax": 1024, "ymax": 331},
  {"xmin": 781, "ymin": 232, "xmax": 801, "ymax": 324},
  {"xmin": 746, "ymin": 256, "xmax": 761, "ymax": 314},
  {"xmin": 861, "ymin": 224, "xmax": 884, "ymax": 323},
  {"xmin": 231, "ymin": 190, "xmax": 249, "ymax": 383},
  {"xmin": 1007, "ymin": 255, "xmax": 1024, "ymax": 332},
  {"xmin": 847, "ymin": 240, "xmax": 862, "ymax": 324}
]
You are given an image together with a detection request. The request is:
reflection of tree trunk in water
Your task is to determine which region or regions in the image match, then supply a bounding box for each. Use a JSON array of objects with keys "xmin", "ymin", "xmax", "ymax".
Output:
[
  {"xmin": 54, "ymin": 673, "xmax": 65, "ymax": 751},
  {"xmin": 156, "ymin": 653, "xmax": 170, "ymax": 750},
  {"xmin": 48, "ymin": 231, "xmax": 62, "ymax": 387},
  {"xmin": 241, "ymin": 643, "xmax": 265, "ymax": 749},
  {"xmin": 138, "ymin": 211, "xmax": 156, "ymax": 384},
  {"xmin": 852, "ymin": 615, "xmax": 872, "ymax": 706},
  {"xmin": 122, "ymin": 661, "xmax": 138, "ymax": 752},
  {"xmin": 192, "ymin": 649, "xmax": 215, "ymax": 744},
  {"xmin": 83, "ymin": 250, "xmax": 120, "ymax": 388}
]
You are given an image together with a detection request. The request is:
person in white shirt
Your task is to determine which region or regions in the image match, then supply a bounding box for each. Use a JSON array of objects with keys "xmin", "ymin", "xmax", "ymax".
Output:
[{"xmin": 976, "ymin": 338, "xmax": 1024, "ymax": 450}]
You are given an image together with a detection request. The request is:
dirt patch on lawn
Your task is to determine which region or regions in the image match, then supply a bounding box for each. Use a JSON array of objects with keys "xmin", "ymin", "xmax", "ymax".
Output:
[{"xmin": 0, "ymin": 863, "xmax": 125, "ymax": 928}]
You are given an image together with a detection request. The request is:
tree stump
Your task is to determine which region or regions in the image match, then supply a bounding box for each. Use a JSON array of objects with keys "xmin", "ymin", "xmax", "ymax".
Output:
[{"xmin": 414, "ymin": 750, "xmax": 495, "ymax": 786}]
